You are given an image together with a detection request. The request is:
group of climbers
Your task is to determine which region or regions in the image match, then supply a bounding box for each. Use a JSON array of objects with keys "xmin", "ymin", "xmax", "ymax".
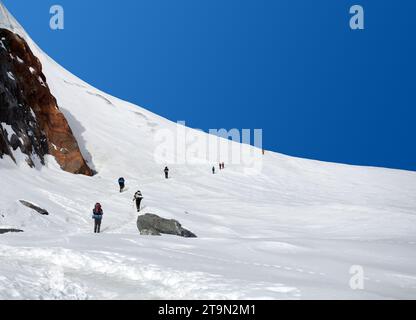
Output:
[
  {"xmin": 92, "ymin": 164, "xmax": 226, "ymax": 233},
  {"xmin": 92, "ymin": 188, "xmax": 144, "ymax": 234}
]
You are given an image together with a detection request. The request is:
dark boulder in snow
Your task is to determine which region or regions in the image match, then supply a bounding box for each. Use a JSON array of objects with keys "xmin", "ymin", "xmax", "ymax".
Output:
[
  {"xmin": 137, "ymin": 214, "xmax": 197, "ymax": 238},
  {"xmin": 0, "ymin": 228, "xmax": 23, "ymax": 235},
  {"xmin": 19, "ymin": 200, "xmax": 49, "ymax": 215}
]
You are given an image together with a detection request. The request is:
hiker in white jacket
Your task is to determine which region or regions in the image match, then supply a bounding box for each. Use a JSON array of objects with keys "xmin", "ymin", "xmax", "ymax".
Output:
[{"xmin": 133, "ymin": 190, "xmax": 144, "ymax": 212}]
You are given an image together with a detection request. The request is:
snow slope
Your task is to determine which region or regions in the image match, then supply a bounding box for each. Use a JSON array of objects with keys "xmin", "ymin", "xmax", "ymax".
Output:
[{"xmin": 1, "ymin": 3, "xmax": 416, "ymax": 300}]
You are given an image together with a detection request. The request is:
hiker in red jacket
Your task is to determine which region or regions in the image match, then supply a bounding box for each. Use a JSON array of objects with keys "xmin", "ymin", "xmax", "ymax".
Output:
[{"xmin": 92, "ymin": 203, "xmax": 104, "ymax": 233}]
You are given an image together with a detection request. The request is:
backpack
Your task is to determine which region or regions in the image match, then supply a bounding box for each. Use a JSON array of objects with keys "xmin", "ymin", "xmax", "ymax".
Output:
[
  {"xmin": 93, "ymin": 203, "xmax": 103, "ymax": 215},
  {"xmin": 135, "ymin": 191, "xmax": 143, "ymax": 199}
]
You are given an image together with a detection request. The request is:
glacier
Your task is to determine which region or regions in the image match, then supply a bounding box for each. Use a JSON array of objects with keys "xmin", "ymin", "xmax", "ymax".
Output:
[{"xmin": 0, "ymin": 2, "xmax": 416, "ymax": 300}]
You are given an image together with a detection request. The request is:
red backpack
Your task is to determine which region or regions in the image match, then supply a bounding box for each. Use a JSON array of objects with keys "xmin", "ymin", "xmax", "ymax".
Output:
[{"xmin": 94, "ymin": 203, "xmax": 103, "ymax": 215}]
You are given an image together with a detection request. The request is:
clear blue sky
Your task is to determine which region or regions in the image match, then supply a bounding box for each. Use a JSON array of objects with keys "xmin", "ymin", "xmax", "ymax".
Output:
[{"xmin": 3, "ymin": 0, "xmax": 416, "ymax": 171}]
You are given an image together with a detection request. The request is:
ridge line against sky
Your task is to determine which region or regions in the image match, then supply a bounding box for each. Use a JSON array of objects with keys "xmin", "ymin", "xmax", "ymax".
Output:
[{"xmin": 2, "ymin": 0, "xmax": 416, "ymax": 172}]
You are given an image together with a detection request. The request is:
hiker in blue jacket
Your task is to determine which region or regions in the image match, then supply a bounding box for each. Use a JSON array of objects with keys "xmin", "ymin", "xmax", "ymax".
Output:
[
  {"xmin": 118, "ymin": 177, "xmax": 126, "ymax": 193},
  {"xmin": 92, "ymin": 203, "xmax": 104, "ymax": 233}
]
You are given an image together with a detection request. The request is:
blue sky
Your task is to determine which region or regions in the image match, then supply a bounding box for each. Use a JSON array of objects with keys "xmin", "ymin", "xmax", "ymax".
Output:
[{"xmin": 3, "ymin": 0, "xmax": 416, "ymax": 171}]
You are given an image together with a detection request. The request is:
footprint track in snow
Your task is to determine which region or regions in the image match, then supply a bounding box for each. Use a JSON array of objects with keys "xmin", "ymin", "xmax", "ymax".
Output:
[{"xmin": 163, "ymin": 248, "xmax": 326, "ymax": 278}]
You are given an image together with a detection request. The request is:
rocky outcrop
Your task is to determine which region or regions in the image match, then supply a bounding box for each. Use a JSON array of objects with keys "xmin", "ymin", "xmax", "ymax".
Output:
[
  {"xmin": 0, "ymin": 228, "xmax": 23, "ymax": 235},
  {"xmin": 19, "ymin": 200, "xmax": 49, "ymax": 215},
  {"xmin": 0, "ymin": 28, "xmax": 92, "ymax": 175},
  {"xmin": 137, "ymin": 214, "xmax": 197, "ymax": 238}
]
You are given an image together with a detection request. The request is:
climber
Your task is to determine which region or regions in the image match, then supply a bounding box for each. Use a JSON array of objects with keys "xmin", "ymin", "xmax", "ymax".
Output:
[
  {"xmin": 133, "ymin": 190, "xmax": 144, "ymax": 212},
  {"xmin": 118, "ymin": 177, "xmax": 125, "ymax": 193},
  {"xmin": 92, "ymin": 203, "xmax": 104, "ymax": 234},
  {"xmin": 164, "ymin": 167, "xmax": 169, "ymax": 179},
  {"xmin": 212, "ymin": 166, "xmax": 216, "ymax": 174}
]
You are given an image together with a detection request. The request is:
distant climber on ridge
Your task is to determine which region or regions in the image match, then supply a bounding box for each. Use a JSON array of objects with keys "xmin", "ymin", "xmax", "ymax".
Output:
[
  {"xmin": 164, "ymin": 167, "xmax": 169, "ymax": 179},
  {"xmin": 118, "ymin": 177, "xmax": 126, "ymax": 193},
  {"xmin": 92, "ymin": 203, "xmax": 104, "ymax": 234},
  {"xmin": 133, "ymin": 190, "xmax": 144, "ymax": 212}
]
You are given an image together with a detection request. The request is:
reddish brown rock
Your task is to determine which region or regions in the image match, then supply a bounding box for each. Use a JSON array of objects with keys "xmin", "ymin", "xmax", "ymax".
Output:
[{"xmin": 0, "ymin": 29, "xmax": 92, "ymax": 175}]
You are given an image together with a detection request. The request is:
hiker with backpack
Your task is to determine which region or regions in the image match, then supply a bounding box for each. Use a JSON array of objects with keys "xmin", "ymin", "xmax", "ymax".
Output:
[
  {"xmin": 92, "ymin": 203, "xmax": 104, "ymax": 233},
  {"xmin": 118, "ymin": 177, "xmax": 126, "ymax": 193},
  {"xmin": 133, "ymin": 190, "xmax": 144, "ymax": 212},
  {"xmin": 164, "ymin": 167, "xmax": 169, "ymax": 179}
]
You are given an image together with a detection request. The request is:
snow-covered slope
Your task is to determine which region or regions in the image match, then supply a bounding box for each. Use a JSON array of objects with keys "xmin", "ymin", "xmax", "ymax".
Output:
[{"xmin": 1, "ymin": 3, "xmax": 416, "ymax": 299}]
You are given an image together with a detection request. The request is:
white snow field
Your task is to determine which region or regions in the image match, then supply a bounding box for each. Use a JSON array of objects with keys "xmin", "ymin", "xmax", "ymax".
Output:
[{"xmin": 1, "ymin": 3, "xmax": 416, "ymax": 300}]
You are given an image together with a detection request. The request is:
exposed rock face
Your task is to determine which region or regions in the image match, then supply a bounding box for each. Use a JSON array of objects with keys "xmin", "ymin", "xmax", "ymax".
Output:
[
  {"xmin": 19, "ymin": 200, "xmax": 49, "ymax": 215},
  {"xmin": 0, "ymin": 28, "xmax": 92, "ymax": 175},
  {"xmin": 137, "ymin": 213, "xmax": 197, "ymax": 238}
]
